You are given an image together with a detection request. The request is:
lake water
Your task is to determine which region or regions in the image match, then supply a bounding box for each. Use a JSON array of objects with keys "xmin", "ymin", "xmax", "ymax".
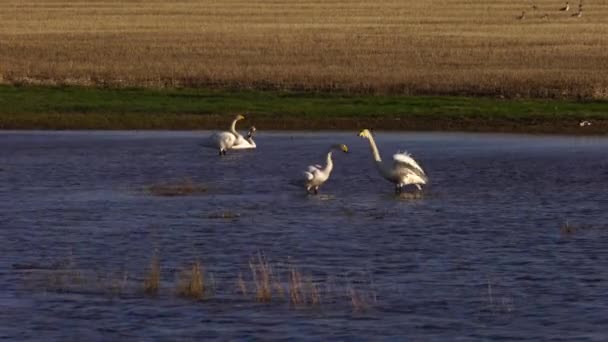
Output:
[{"xmin": 1, "ymin": 131, "xmax": 607, "ymax": 340}]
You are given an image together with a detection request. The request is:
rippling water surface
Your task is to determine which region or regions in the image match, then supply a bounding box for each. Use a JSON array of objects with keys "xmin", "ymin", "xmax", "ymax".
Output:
[{"xmin": 1, "ymin": 131, "xmax": 608, "ymax": 340}]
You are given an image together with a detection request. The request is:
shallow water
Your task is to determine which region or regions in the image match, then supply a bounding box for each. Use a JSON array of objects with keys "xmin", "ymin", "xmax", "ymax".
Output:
[{"xmin": 1, "ymin": 130, "xmax": 608, "ymax": 340}]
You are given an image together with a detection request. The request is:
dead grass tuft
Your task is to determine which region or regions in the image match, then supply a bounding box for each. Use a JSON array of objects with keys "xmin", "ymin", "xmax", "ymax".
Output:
[
  {"xmin": 146, "ymin": 179, "xmax": 207, "ymax": 197},
  {"xmin": 176, "ymin": 260, "xmax": 206, "ymax": 300},
  {"xmin": 288, "ymin": 266, "xmax": 305, "ymax": 305},
  {"xmin": 143, "ymin": 254, "xmax": 161, "ymax": 295},
  {"xmin": 207, "ymin": 211, "xmax": 240, "ymax": 219},
  {"xmin": 249, "ymin": 253, "xmax": 273, "ymax": 302},
  {"xmin": 349, "ymin": 287, "xmax": 370, "ymax": 312},
  {"xmin": 236, "ymin": 272, "xmax": 248, "ymax": 296},
  {"xmin": 307, "ymin": 276, "xmax": 321, "ymax": 306}
]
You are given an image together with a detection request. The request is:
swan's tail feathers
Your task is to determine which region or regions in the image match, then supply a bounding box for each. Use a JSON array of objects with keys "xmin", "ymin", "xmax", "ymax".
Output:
[{"xmin": 393, "ymin": 151, "xmax": 426, "ymax": 175}]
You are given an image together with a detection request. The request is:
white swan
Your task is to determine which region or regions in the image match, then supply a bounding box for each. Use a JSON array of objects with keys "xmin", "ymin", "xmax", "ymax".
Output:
[
  {"xmin": 358, "ymin": 129, "xmax": 428, "ymax": 193},
  {"xmin": 203, "ymin": 114, "xmax": 245, "ymax": 155},
  {"xmin": 231, "ymin": 126, "xmax": 257, "ymax": 150},
  {"xmin": 302, "ymin": 144, "xmax": 349, "ymax": 194}
]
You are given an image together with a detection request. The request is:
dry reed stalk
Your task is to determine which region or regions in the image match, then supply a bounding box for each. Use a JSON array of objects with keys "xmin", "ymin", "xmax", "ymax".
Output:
[
  {"xmin": 349, "ymin": 287, "xmax": 369, "ymax": 312},
  {"xmin": 307, "ymin": 276, "xmax": 321, "ymax": 306},
  {"xmin": 176, "ymin": 260, "xmax": 205, "ymax": 300},
  {"xmin": 249, "ymin": 253, "xmax": 272, "ymax": 302},
  {"xmin": 143, "ymin": 254, "xmax": 161, "ymax": 295},
  {"xmin": 236, "ymin": 272, "xmax": 248, "ymax": 296},
  {"xmin": 273, "ymin": 272, "xmax": 286, "ymax": 300},
  {"xmin": 288, "ymin": 266, "xmax": 305, "ymax": 305}
]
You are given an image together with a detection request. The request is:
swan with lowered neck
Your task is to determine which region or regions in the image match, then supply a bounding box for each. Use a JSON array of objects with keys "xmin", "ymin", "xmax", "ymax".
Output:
[
  {"xmin": 302, "ymin": 144, "xmax": 349, "ymax": 194},
  {"xmin": 358, "ymin": 129, "xmax": 427, "ymax": 193},
  {"xmin": 231, "ymin": 126, "xmax": 257, "ymax": 150},
  {"xmin": 203, "ymin": 114, "xmax": 245, "ymax": 155}
]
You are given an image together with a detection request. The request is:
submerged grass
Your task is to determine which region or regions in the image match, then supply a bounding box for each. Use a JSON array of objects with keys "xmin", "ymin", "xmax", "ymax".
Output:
[
  {"xmin": 20, "ymin": 254, "xmax": 378, "ymax": 312},
  {"xmin": 1, "ymin": 85, "xmax": 607, "ymax": 133},
  {"xmin": 249, "ymin": 254, "xmax": 273, "ymax": 303},
  {"xmin": 146, "ymin": 179, "xmax": 207, "ymax": 197}
]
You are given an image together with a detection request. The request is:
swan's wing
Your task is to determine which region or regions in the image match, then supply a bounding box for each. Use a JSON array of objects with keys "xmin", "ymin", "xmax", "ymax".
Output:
[
  {"xmin": 403, "ymin": 170, "xmax": 428, "ymax": 185},
  {"xmin": 307, "ymin": 165, "xmax": 321, "ymax": 173},
  {"xmin": 303, "ymin": 171, "xmax": 314, "ymax": 181},
  {"xmin": 211, "ymin": 131, "xmax": 237, "ymax": 149},
  {"xmin": 234, "ymin": 134, "xmax": 247, "ymax": 145},
  {"xmin": 393, "ymin": 152, "xmax": 426, "ymax": 175},
  {"xmin": 392, "ymin": 159, "xmax": 428, "ymax": 183},
  {"xmin": 201, "ymin": 132, "xmax": 225, "ymax": 148},
  {"xmin": 231, "ymin": 139, "xmax": 255, "ymax": 149}
]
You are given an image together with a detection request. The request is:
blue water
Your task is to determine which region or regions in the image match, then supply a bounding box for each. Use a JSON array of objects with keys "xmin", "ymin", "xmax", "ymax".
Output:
[{"xmin": 1, "ymin": 131, "xmax": 607, "ymax": 340}]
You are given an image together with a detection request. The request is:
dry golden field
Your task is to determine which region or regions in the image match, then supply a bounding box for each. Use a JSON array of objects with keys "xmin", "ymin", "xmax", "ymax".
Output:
[{"xmin": 1, "ymin": 0, "xmax": 608, "ymax": 98}]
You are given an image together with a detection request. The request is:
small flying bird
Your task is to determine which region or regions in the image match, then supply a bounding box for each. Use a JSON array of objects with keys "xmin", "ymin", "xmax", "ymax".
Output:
[
  {"xmin": 517, "ymin": 11, "xmax": 526, "ymax": 19},
  {"xmin": 572, "ymin": 10, "xmax": 582, "ymax": 17},
  {"xmin": 559, "ymin": 1, "xmax": 570, "ymax": 11}
]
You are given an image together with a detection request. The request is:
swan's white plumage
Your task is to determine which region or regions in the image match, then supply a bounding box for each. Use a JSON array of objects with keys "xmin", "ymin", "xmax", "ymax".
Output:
[
  {"xmin": 303, "ymin": 171, "xmax": 315, "ymax": 181},
  {"xmin": 358, "ymin": 129, "xmax": 427, "ymax": 192},
  {"xmin": 231, "ymin": 126, "xmax": 257, "ymax": 150},
  {"xmin": 300, "ymin": 144, "xmax": 348, "ymax": 194},
  {"xmin": 202, "ymin": 114, "xmax": 245, "ymax": 155},
  {"xmin": 392, "ymin": 152, "xmax": 425, "ymax": 175},
  {"xmin": 307, "ymin": 165, "xmax": 320, "ymax": 173},
  {"xmin": 203, "ymin": 131, "xmax": 237, "ymax": 152}
]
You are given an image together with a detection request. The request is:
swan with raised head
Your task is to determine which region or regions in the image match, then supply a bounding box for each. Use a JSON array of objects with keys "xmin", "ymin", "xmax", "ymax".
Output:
[
  {"xmin": 358, "ymin": 129, "xmax": 428, "ymax": 193},
  {"xmin": 231, "ymin": 126, "xmax": 257, "ymax": 150},
  {"xmin": 302, "ymin": 144, "xmax": 349, "ymax": 194},
  {"xmin": 203, "ymin": 114, "xmax": 245, "ymax": 155}
]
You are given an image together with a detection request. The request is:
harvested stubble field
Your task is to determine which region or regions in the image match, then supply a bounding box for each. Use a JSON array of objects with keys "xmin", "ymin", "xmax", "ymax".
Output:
[{"xmin": 1, "ymin": 0, "xmax": 608, "ymax": 99}]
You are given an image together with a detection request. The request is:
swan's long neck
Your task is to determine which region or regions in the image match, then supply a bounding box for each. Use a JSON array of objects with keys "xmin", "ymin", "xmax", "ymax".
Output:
[
  {"xmin": 323, "ymin": 151, "xmax": 334, "ymax": 173},
  {"xmin": 230, "ymin": 119, "xmax": 240, "ymax": 135},
  {"xmin": 366, "ymin": 135, "xmax": 382, "ymax": 162}
]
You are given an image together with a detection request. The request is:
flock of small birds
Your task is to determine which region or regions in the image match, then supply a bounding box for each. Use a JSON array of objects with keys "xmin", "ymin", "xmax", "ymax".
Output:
[{"xmin": 517, "ymin": 0, "xmax": 584, "ymax": 20}]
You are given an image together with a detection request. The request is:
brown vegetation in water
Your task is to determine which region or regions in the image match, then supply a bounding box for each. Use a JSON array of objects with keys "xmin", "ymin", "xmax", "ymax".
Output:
[
  {"xmin": 176, "ymin": 260, "xmax": 206, "ymax": 300},
  {"xmin": 143, "ymin": 254, "xmax": 161, "ymax": 295},
  {"xmin": 19, "ymin": 254, "xmax": 378, "ymax": 312},
  {"xmin": 146, "ymin": 179, "xmax": 207, "ymax": 197},
  {"xmin": 1, "ymin": 1, "xmax": 608, "ymax": 98}
]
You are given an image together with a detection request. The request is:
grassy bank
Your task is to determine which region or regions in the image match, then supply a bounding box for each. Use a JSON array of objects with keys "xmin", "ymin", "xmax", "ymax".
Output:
[{"xmin": 0, "ymin": 85, "xmax": 607, "ymax": 134}]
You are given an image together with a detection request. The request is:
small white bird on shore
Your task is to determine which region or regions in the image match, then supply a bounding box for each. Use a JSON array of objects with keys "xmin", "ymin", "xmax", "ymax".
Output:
[{"xmin": 579, "ymin": 120, "xmax": 592, "ymax": 127}]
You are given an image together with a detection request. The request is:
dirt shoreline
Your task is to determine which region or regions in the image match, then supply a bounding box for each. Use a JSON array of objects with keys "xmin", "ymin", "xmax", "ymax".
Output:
[{"xmin": 1, "ymin": 115, "xmax": 606, "ymax": 135}]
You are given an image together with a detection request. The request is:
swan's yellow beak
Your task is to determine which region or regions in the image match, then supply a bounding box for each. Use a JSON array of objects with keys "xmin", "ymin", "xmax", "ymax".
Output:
[
  {"xmin": 340, "ymin": 144, "xmax": 349, "ymax": 153},
  {"xmin": 358, "ymin": 129, "xmax": 370, "ymax": 138},
  {"xmin": 236, "ymin": 114, "xmax": 245, "ymax": 120}
]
